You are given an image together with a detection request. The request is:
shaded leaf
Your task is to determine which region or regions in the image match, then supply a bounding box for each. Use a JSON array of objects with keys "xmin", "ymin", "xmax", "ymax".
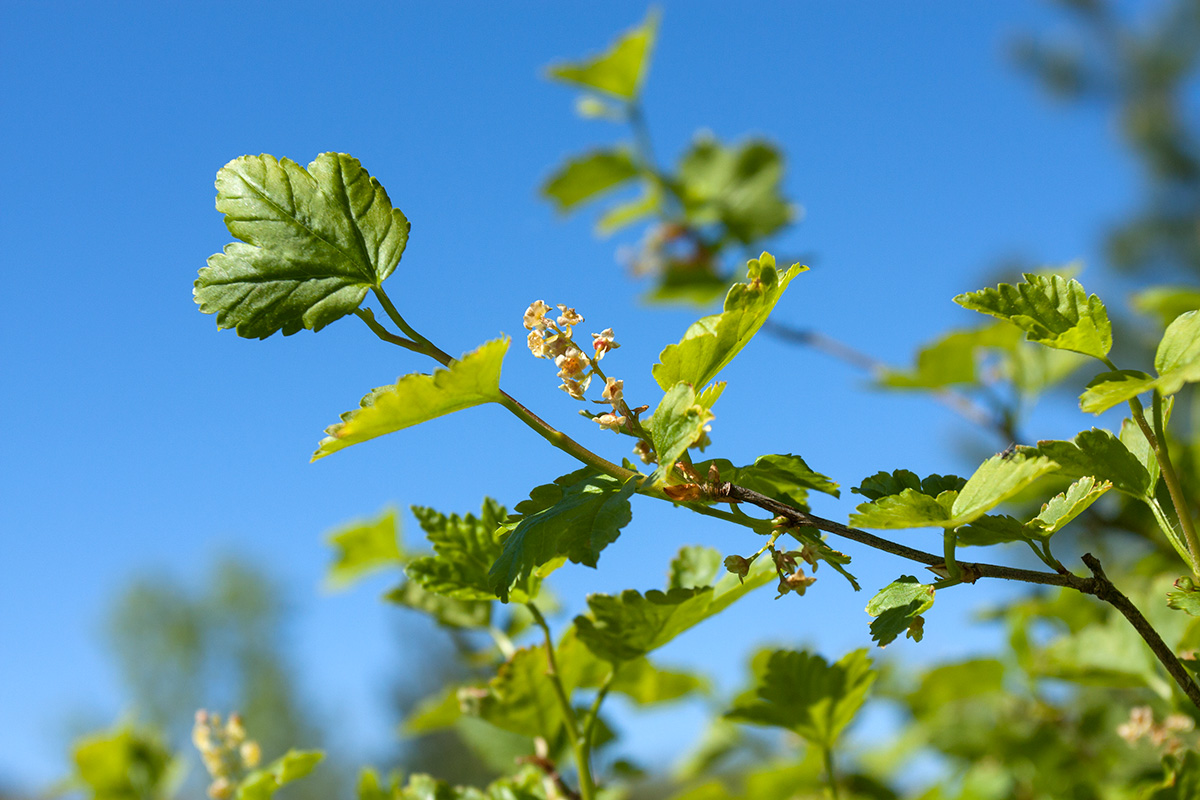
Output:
[
  {"xmin": 1133, "ymin": 285, "xmax": 1200, "ymax": 327},
  {"xmin": 385, "ymin": 580, "xmax": 491, "ymax": 629},
  {"xmin": 1037, "ymin": 428, "xmax": 1152, "ymax": 498},
  {"xmin": 197, "ymin": 153, "xmax": 409, "ymax": 338},
  {"xmin": 1168, "ymin": 578, "xmax": 1200, "ymax": 616},
  {"xmin": 954, "ymin": 273, "xmax": 1112, "ymax": 359},
  {"xmin": 467, "ymin": 646, "xmax": 567, "ymax": 739},
  {"xmin": 313, "ymin": 338, "xmax": 508, "ymax": 460},
  {"xmin": 402, "ymin": 685, "xmax": 463, "ymax": 735},
  {"xmin": 852, "ymin": 470, "xmax": 965, "ymax": 501},
  {"xmin": 954, "ymin": 514, "xmax": 1028, "ymax": 547},
  {"xmin": 542, "ymin": 149, "xmax": 640, "ymax": 212},
  {"xmin": 1079, "ymin": 369, "xmax": 1157, "ymax": 414},
  {"xmin": 880, "ymin": 323, "xmax": 1019, "ymax": 389},
  {"xmin": 676, "ymin": 135, "xmax": 796, "ymax": 244},
  {"xmin": 325, "ymin": 508, "xmax": 403, "ymax": 590},
  {"xmin": 694, "ymin": 453, "xmax": 838, "ymax": 512},
  {"xmin": 865, "ymin": 577, "xmax": 935, "ymax": 646},
  {"xmin": 597, "ymin": 185, "xmax": 661, "ymax": 235},
  {"xmin": 668, "ymin": 545, "xmax": 723, "ymax": 590},
  {"xmin": 1121, "ymin": 396, "xmax": 1172, "ymax": 488},
  {"xmin": 725, "ymin": 649, "xmax": 875, "ymax": 751},
  {"xmin": 1146, "ymin": 751, "xmax": 1200, "ymax": 800},
  {"xmin": 488, "ymin": 468, "xmax": 639, "ymax": 601},
  {"xmin": 653, "ymin": 253, "xmax": 805, "ymax": 391},
  {"xmin": 72, "ymin": 726, "xmax": 175, "ymax": 800},
  {"xmin": 648, "ymin": 382, "xmax": 714, "ymax": 483},
  {"xmin": 546, "ymin": 10, "xmax": 658, "ymax": 100}
]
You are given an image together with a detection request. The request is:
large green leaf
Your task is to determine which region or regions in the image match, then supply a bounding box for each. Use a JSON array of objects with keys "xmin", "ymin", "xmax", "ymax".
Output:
[
  {"xmin": 725, "ymin": 649, "xmax": 875, "ymax": 751},
  {"xmin": 542, "ymin": 149, "xmax": 640, "ymax": 212},
  {"xmin": 1037, "ymin": 428, "xmax": 1153, "ymax": 499},
  {"xmin": 865, "ymin": 576, "xmax": 935, "ymax": 646},
  {"xmin": 325, "ymin": 508, "xmax": 403, "ymax": 589},
  {"xmin": 487, "ymin": 468, "xmax": 639, "ymax": 602},
  {"xmin": 573, "ymin": 559, "xmax": 773, "ymax": 662},
  {"xmin": 546, "ymin": 10, "xmax": 658, "ymax": 100},
  {"xmin": 404, "ymin": 499, "xmax": 545, "ymax": 604},
  {"xmin": 196, "ymin": 153, "xmax": 409, "ymax": 339},
  {"xmin": 849, "ymin": 489, "xmax": 958, "ymax": 530},
  {"xmin": 653, "ymin": 253, "xmax": 805, "ymax": 391},
  {"xmin": 957, "ymin": 476, "xmax": 1111, "ymax": 546},
  {"xmin": 312, "ymin": 338, "xmax": 508, "ymax": 460},
  {"xmin": 954, "ymin": 273, "xmax": 1112, "ymax": 359},
  {"xmin": 647, "ymin": 382, "xmax": 714, "ymax": 483},
  {"xmin": 238, "ymin": 751, "xmax": 324, "ymax": 800},
  {"xmin": 949, "ymin": 449, "xmax": 1059, "ymax": 525}
]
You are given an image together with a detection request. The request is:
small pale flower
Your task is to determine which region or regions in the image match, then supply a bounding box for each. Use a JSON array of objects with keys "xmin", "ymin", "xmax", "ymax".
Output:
[
  {"xmin": 523, "ymin": 300, "xmax": 551, "ymax": 331},
  {"xmin": 556, "ymin": 305, "xmax": 584, "ymax": 331},
  {"xmin": 527, "ymin": 331, "xmax": 546, "ymax": 358},
  {"xmin": 555, "ymin": 348, "xmax": 588, "ymax": 380},
  {"xmin": 543, "ymin": 333, "xmax": 570, "ymax": 360},
  {"xmin": 633, "ymin": 439, "xmax": 655, "ymax": 464},
  {"xmin": 594, "ymin": 412, "xmax": 627, "ymax": 432},
  {"xmin": 601, "ymin": 377, "xmax": 624, "ymax": 407},
  {"xmin": 560, "ymin": 378, "xmax": 588, "ymax": 400},
  {"xmin": 1118, "ymin": 706, "xmax": 1154, "ymax": 743},
  {"xmin": 592, "ymin": 328, "xmax": 619, "ymax": 359}
]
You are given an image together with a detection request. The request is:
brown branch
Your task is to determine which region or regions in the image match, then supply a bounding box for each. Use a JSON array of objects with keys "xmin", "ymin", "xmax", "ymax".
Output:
[{"xmin": 721, "ymin": 483, "xmax": 1200, "ymax": 708}]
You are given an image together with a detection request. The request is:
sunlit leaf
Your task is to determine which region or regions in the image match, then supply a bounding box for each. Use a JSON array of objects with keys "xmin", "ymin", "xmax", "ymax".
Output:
[
  {"xmin": 1078, "ymin": 369, "xmax": 1157, "ymax": 414},
  {"xmin": 693, "ymin": 453, "xmax": 838, "ymax": 512},
  {"xmin": 1026, "ymin": 476, "xmax": 1111, "ymax": 536},
  {"xmin": 653, "ymin": 253, "xmax": 805, "ymax": 391},
  {"xmin": 1080, "ymin": 312, "xmax": 1200, "ymax": 412},
  {"xmin": 238, "ymin": 750, "xmax": 324, "ymax": 800},
  {"xmin": 647, "ymin": 382, "xmax": 714, "ymax": 483},
  {"xmin": 1037, "ymin": 428, "xmax": 1152, "ymax": 499},
  {"xmin": 1133, "ymin": 285, "xmax": 1200, "ymax": 327},
  {"xmin": 72, "ymin": 726, "xmax": 175, "ymax": 800},
  {"xmin": 546, "ymin": 10, "xmax": 658, "ymax": 100},
  {"xmin": 954, "ymin": 273, "xmax": 1112, "ymax": 359},
  {"xmin": 866, "ymin": 576, "xmax": 935, "ymax": 646},
  {"xmin": 325, "ymin": 508, "xmax": 403, "ymax": 590},
  {"xmin": 542, "ymin": 148, "xmax": 640, "ymax": 212},
  {"xmin": 950, "ymin": 448, "xmax": 1059, "ymax": 526},
  {"xmin": 312, "ymin": 338, "xmax": 508, "ymax": 460},
  {"xmin": 880, "ymin": 323, "xmax": 1018, "ymax": 389},
  {"xmin": 197, "ymin": 153, "xmax": 409, "ymax": 339},
  {"xmin": 725, "ymin": 648, "xmax": 875, "ymax": 751},
  {"xmin": 849, "ymin": 489, "xmax": 957, "ymax": 530},
  {"xmin": 488, "ymin": 468, "xmax": 638, "ymax": 602}
]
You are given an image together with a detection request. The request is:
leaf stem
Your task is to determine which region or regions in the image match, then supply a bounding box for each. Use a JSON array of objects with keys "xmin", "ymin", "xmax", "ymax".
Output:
[
  {"xmin": 354, "ymin": 309, "xmax": 423, "ymax": 353},
  {"xmin": 372, "ymin": 286, "xmax": 455, "ymax": 365},
  {"xmin": 823, "ymin": 746, "xmax": 840, "ymax": 800},
  {"xmin": 527, "ymin": 603, "xmax": 595, "ymax": 800},
  {"xmin": 1152, "ymin": 390, "xmax": 1200, "ymax": 573},
  {"xmin": 583, "ymin": 668, "xmax": 617, "ymax": 752}
]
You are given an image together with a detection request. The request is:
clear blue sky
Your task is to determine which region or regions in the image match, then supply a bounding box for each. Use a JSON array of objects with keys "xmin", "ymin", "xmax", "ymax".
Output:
[{"xmin": 1, "ymin": 0, "xmax": 1144, "ymax": 790}]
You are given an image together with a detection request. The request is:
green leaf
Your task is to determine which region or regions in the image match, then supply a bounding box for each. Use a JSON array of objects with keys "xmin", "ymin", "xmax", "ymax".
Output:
[
  {"xmin": 1079, "ymin": 312, "xmax": 1200, "ymax": 412},
  {"xmin": 325, "ymin": 508, "xmax": 403, "ymax": 589},
  {"xmin": 72, "ymin": 726, "xmax": 175, "ymax": 800},
  {"xmin": 385, "ymin": 580, "xmax": 491, "ymax": 629},
  {"xmin": 693, "ymin": 454, "xmax": 838, "ymax": 512},
  {"xmin": 724, "ymin": 649, "xmax": 875, "ymax": 751},
  {"xmin": 313, "ymin": 338, "xmax": 508, "ymax": 461},
  {"xmin": 647, "ymin": 382, "xmax": 714, "ymax": 483},
  {"xmin": 1133, "ymin": 285, "xmax": 1200, "ymax": 327},
  {"xmin": 653, "ymin": 253, "xmax": 805, "ymax": 391},
  {"xmin": 608, "ymin": 658, "xmax": 710, "ymax": 705},
  {"xmin": 238, "ymin": 750, "xmax": 324, "ymax": 800},
  {"xmin": 1078, "ymin": 369, "xmax": 1157, "ymax": 414},
  {"xmin": 1122, "ymin": 396, "xmax": 1172, "ymax": 488},
  {"xmin": 546, "ymin": 10, "xmax": 658, "ymax": 100},
  {"xmin": 466, "ymin": 646, "xmax": 569, "ymax": 739},
  {"xmin": 574, "ymin": 559, "xmax": 774, "ymax": 662},
  {"xmin": 849, "ymin": 489, "xmax": 957, "ymax": 530},
  {"xmin": 196, "ymin": 153, "xmax": 409, "ymax": 339},
  {"xmin": 1147, "ymin": 751, "xmax": 1200, "ymax": 799},
  {"xmin": 879, "ymin": 323, "xmax": 1019, "ymax": 389},
  {"xmin": 676, "ymin": 135, "xmax": 796, "ymax": 244},
  {"xmin": 954, "ymin": 273, "xmax": 1112, "ymax": 359},
  {"xmin": 1168, "ymin": 578, "xmax": 1200, "ymax": 616},
  {"xmin": 865, "ymin": 576, "xmax": 935, "ymax": 646},
  {"xmin": 402, "ymin": 685, "xmax": 464, "ymax": 735},
  {"xmin": 596, "ymin": 185, "xmax": 661, "ymax": 235},
  {"xmin": 669, "ymin": 545, "xmax": 723, "ymax": 590},
  {"xmin": 955, "ymin": 514, "xmax": 1028, "ymax": 547},
  {"xmin": 1026, "ymin": 476, "xmax": 1111, "ymax": 536},
  {"xmin": 404, "ymin": 499, "xmax": 546, "ymax": 603},
  {"xmin": 1037, "ymin": 427, "xmax": 1152, "ymax": 499},
  {"xmin": 949, "ymin": 448, "xmax": 1059, "ymax": 525},
  {"xmin": 852, "ymin": 470, "xmax": 965, "ymax": 501},
  {"xmin": 488, "ymin": 468, "xmax": 639, "ymax": 602},
  {"xmin": 542, "ymin": 148, "xmax": 640, "ymax": 212}
]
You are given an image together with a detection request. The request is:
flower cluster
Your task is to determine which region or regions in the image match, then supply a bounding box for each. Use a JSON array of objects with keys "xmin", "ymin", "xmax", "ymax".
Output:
[
  {"xmin": 1117, "ymin": 705, "xmax": 1195, "ymax": 753},
  {"xmin": 524, "ymin": 301, "xmax": 623, "ymax": 407},
  {"xmin": 192, "ymin": 710, "xmax": 262, "ymax": 799}
]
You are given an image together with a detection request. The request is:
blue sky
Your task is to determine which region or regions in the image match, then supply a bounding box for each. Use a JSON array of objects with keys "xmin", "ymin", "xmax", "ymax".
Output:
[{"xmin": 1, "ymin": 0, "xmax": 1148, "ymax": 789}]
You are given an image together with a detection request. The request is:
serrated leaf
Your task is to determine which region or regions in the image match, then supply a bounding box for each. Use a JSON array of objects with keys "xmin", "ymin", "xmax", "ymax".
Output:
[
  {"xmin": 849, "ymin": 489, "xmax": 957, "ymax": 530},
  {"xmin": 196, "ymin": 153, "xmax": 409, "ymax": 339},
  {"xmin": 865, "ymin": 577, "xmax": 935, "ymax": 646},
  {"xmin": 1037, "ymin": 427, "xmax": 1152, "ymax": 499},
  {"xmin": 852, "ymin": 470, "xmax": 965, "ymax": 501},
  {"xmin": 1079, "ymin": 312, "xmax": 1200, "ymax": 412},
  {"xmin": 676, "ymin": 136, "xmax": 796, "ymax": 244},
  {"xmin": 949, "ymin": 448, "xmax": 1059, "ymax": 525},
  {"xmin": 542, "ymin": 148, "xmax": 640, "ymax": 212},
  {"xmin": 325, "ymin": 508, "xmax": 403, "ymax": 590},
  {"xmin": 313, "ymin": 338, "xmax": 508, "ymax": 460},
  {"xmin": 694, "ymin": 453, "xmax": 838, "ymax": 512},
  {"xmin": 385, "ymin": 580, "xmax": 491, "ymax": 629},
  {"xmin": 954, "ymin": 273, "xmax": 1112, "ymax": 359},
  {"xmin": 1079, "ymin": 369, "xmax": 1157, "ymax": 414},
  {"xmin": 653, "ymin": 253, "xmax": 805, "ymax": 391},
  {"xmin": 546, "ymin": 10, "xmax": 658, "ymax": 100},
  {"xmin": 956, "ymin": 514, "xmax": 1028, "ymax": 547},
  {"xmin": 238, "ymin": 750, "xmax": 324, "ymax": 800},
  {"xmin": 488, "ymin": 468, "xmax": 639, "ymax": 602},
  {"xmin": 404, "ymin": 499, "xmax": 544, "ymax": 603},
  {"xmin": 648, "ymin": 382, "xmax": 714, "ymax": 483},
  {"xmin": 669, "ymin": 545, "xmax": 723, "ymax": 590},
  {"xmin": 724, "ymin": 649, "xmax": 875, "ymax": 751},
  {"xmin": 1027, "ymin": 476, "xmax": 1111, "ymax": 536},
  {"xmin": 574, "ymin": 559, "xmax": 774, "ymax": 662}
]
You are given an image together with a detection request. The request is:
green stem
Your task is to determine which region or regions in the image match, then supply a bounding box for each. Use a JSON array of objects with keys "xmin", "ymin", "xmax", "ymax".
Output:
[
  {"xmin": 823, "ymin": 746, "xmax": 840, "ymax": 800},
  {"xmin": 487, "ymin": 625, "xmax": 516, "ymax": 659},
  {"xmin": 942, "ymin": 530, "xmax": 961, "ymax": 581},
  {"xmin": 498, "ymin": 393, "xmax": 638, "ymax": 483},
  {"xmin": 527, "ymin": 603, "xmax": 594, "ymax": 800},
  {"xmin": 583, "ymin": 668, "xmax": 617, "ymax": 751},
  {"xmin": 1152, "ymin": 390, "xmax": 1200, "ymax": 573},
  {"xmin": 372, "ymin": 286, "xmax": 455, "ymax": 364},
  {"xmin": 354, "ymin": 309, "xmax": 423, "ymax": 353}
]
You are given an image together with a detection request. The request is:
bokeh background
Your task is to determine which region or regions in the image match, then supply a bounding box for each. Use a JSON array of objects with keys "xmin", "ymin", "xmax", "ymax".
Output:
[{"xmin": 2, "ymin": 0, "xmax": 1186, "ymax": 794}]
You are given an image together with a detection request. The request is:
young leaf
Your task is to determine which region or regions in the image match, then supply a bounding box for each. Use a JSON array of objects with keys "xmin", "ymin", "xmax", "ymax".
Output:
[
  {"xmin": 1078, "ymin": 369, "xmax": 1157, "ymax": 414},
  {"xmin": 653, "ymin": 253, "xmax": 805, "ymax": 391},
  {"xmin": 849, "ymin": 489, "xmax": 957, "ymax": 530},
  {"xmin": 1037, "ymin": 428, "xmax": 1152, "ymax": 499},
  {"xmin": 542, "ymin": 148, "xmax": 640, "ymax": 212},
  {"xmin": 574, "ymin": 559, "xmax": 774, "ymax": 662},
  {"xmin": 647, "ymin": 382, "xmax": 714, "ymax": 483},
  {"xmin": 546, "ymin": 9, "xmax": 658, "ymax": 100},
  {"xmin": 953, "ymin": 273, "xmax": 1112, "ymax": 359},
  {"xmin": 949, "ymin": 448, "xmax": 1059, "ymax": 526},
  {"xmin": 238, "ymin": 750, "xmax": 324, "ymax": 800},
  {"xmin": 196, "ymin": 153, "xmax": 409, "ymax": 339},
  {"xmin": 312, "ymin": 338, "xmax": 508, "ymax": 460},
  {"xmin": 1154, "ymin": 309, "xmax": 1200, "ymax": 394},
  {"xmin": 403, "ymin": 499, "xmax": 544, "ymax": 603},
  {"xmin": 852, "ymin": 470, "xmax": 965, "ymax": 501},
  {"xmin": 866, "ymin": 577, "xmax": 935, "ymax": 646},
  {"xmin": 325, "ymin": 508, "xmax": 403, "ymax": 589},
  {"xmin": 487, "ymin": 468, "xmax": 639, "ymax": 602},
  {"xmin": 1133, "ymin": 285, "xmax": 1200, "ymax": 327},
  {"xmin": 724, "ymin": 649, "xmax": 875, "ymax": 751},
  {"xmin": 1026, "ymin": 476, "xmax": 1111, "ymax": 536}
]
